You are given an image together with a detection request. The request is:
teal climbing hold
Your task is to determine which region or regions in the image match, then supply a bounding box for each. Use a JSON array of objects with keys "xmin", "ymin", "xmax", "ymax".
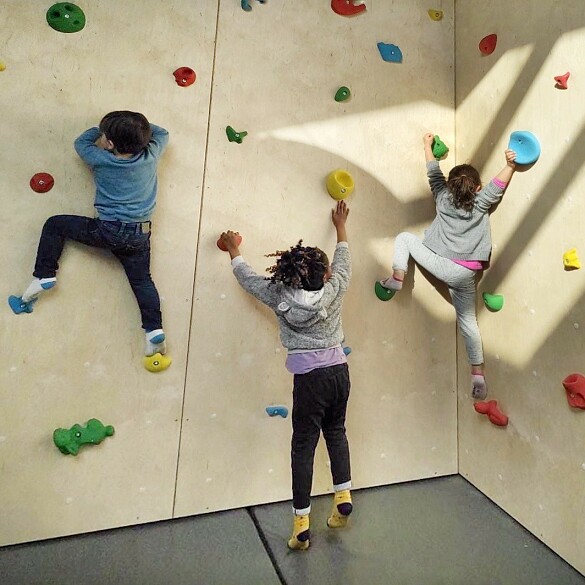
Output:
[
  {"xmin": 266, "ymin": 406, "xmax": 288, "ymax": 418},
  {"xmin": 46, "ymin": 3, "xmax": 86, "ymax": 33},
  {"xmin": 508, "ymin": 131, "xmax": 541, "ymax": 165},
  {"xmin": 53, "ymin": 419, "xmax": 114, "ymax": 456},
  {"xmin": 377, "ymin": 42, "xmax": 403, "ymax": 63},
  {"xmin": 432, "ymin": 135, "xmax": 449, "ymax": 159},
  {"xmin": 241, "ymin": 0, "xmax": 267, "ymax": 11},
  {"xmin": 375, "ymin": 281, "xmax": 396, "ymax": 301}
]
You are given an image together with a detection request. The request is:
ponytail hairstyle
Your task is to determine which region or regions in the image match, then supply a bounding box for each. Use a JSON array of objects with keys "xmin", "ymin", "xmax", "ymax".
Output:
[
  {"xmin": 447, "ymin": 164, "xmax": 482, "ymax": 213},
  {"xmin": 266, "ymin": 240, "xmax": 330, "ymax": 290}
]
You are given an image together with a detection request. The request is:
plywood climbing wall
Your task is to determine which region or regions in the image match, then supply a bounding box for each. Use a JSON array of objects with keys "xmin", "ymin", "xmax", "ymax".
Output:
[
  {"xmin": 1, "ymin": 0, "xmax": 457, "ymax": 545},
  {"xmin": 455, "ymin": 1, "xmax": 585, "ymax": 575}
]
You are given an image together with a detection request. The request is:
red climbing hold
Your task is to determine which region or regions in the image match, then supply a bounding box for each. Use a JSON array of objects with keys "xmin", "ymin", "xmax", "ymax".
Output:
[
  {"xmin": 173, "ymin": 67, "xmax": 196, "ymax": 87},
  {"xmin": 474, "ymin": 400, "xmax": 509, "ymax": 427},
  {"xmin": 331, "ymin": 0, "xmax": 366, "ymax": 17},
  {"xmin": 554, "ymin": 71, "xmax": 570, "ymax": 90},
  {"xmin": 217, "ymin": 234, "xmax": 242, "ymax": 252},
  {"xmin": 562, "ymin": 373, "xmax": 585, "ymax": 409},
  {"xmin": 30, "ymin": 172, "xmax": 54, "ymax": 193},
  {"xmin": 479, "ymin": 34, "xmax": 497, "ymax": 55}
]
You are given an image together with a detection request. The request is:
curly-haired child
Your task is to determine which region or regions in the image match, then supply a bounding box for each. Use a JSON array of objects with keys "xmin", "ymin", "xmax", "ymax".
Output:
[
  {"xmin": 379, "ymin": 133, "xmax": 517, "ymax": 399},
  {"xmin": 219, "ymin": 200, "xmax": 352, "ymax": 551}
]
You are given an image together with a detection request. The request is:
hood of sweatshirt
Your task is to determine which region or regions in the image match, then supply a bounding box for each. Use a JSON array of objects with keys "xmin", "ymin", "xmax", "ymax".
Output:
[{"xmin": 275, "ymin": 287, "xmax": 327, "ymax": 328}]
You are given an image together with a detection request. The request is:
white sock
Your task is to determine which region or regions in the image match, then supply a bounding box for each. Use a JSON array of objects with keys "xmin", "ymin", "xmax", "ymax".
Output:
[
  {"xmin": 472, "ymin": 374, "xmax": 487, "ymax": 400},
  {"xmin": 22, "ymin": 277, "xmax": 57, "ymax": 303},
  {"xmin": 380, "ymin": 275, "xmax": 403, "ymax": 291},
  {"xmin": 145, "ymin": 329, "xmax": 166, "ymax": 356}
]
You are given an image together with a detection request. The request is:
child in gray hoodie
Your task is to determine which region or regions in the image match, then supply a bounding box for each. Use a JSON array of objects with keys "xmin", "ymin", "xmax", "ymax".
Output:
[{"xmin": 219, "ymin": 200, "xmax": 352, "ymax": 551}]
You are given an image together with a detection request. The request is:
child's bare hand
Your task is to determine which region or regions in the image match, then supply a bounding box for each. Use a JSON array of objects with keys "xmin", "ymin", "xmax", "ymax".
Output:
[
  {"xmin": 423, "ymin": 133, "xmax": 435, "ymax": 147},
  {"xmin": 505, "ymin": 149, "xmax": 517, "ymax": 169},
  {"xmin": 331, "ymin": 200, "xmax": 349, "ymax": 228},
  {"xmin": 219, "ymin": 230, "xmax": 241, "ymax": 253}
]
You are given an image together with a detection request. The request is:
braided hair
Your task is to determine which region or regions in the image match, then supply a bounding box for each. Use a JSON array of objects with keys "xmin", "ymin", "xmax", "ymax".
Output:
[
  {"xmin": 266, "ymin": 240, "xmax": 329, "ymax": 291},
  {"xmin": 447, "ymin": 164, "xmax": 481, "ymax": 213}
]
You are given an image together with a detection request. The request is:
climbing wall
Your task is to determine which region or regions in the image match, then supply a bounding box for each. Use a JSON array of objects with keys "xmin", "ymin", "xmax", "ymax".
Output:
[
  {"xmin": 174, "ymin": 0, "xmax": 457, "ymax": 516},
  {"xmin": 455, "ymin": 1, "xmax": 585, "ymax": 575},
  {"xmin": 0, "ymin": 0, "xmax": 217, "ymax": 545},
  {"xmin": 0, "ymin": 0, "xmax": 457, "ymax": 545}
]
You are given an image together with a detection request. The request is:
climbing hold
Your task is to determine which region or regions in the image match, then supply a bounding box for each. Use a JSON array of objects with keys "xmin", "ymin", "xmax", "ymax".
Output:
[
  {"xmin": 226, "ymin": 126, "xmax": 248, "ymax": 144},
  {"xmin": 562, "ymin": 374, "xmax": 585, "ymax": 409},
  {"xmin": 331, "ymin": 0, "xmax": 367, "ymax": 17},
  {"xmin": 173, "ymin": 67, "xmax": 196, "ymax": 87},
  {"xmin": 563, "ymin": 248, "xmax": 581, "ymax": 270},
  {"xmin": 8, "ymin": 295, "xmax": 35, "ymax": 315},
  {"xmin": 266, "ymin": 406, "xmax": 288, "ymax": 418},
  {"xmin": 482, "ymin": 292, "xmax": 504, "ymax": 312},
  {"xmin": 508, "ymin": 131, "xmax": 541, "ymax": 165},
  {"xmin": 326, "ymin": 170, "xmax": 354, "ymax": 200},
  {"xmin": 554, "ymin": 72, "xmax": 570, "ymax": 90},
  {"xmin": 343, "ymin": 346, "xmax": 352, "ymax": 356},
  {"xmin": 432, "ymin": 135, "xmax": 449, "ymax": 159},
  {"xmin": 53, "ymin": 418, "xmax": 114, "ymax": 456},
  {"xmin": 377, "ymin": 42, "xmax": 403, "ymax": 63},
  {"xmin": 428, "ymin": 9, "xmax": 443, "ymax": 21},
  {"xmin": 217, "ymin": 233, "xmax": 242, "ymax": 251},
  {"xmin": 0, "ymin": 62, "xmax": 5, "ymax": 71},
  {"xmin": 474, "ymin": 401, "xmax": 509, "ymax": 427},
  {"xmin": 143, "ymin": 352, "xmax": 172, "ymax": 373},
  {"xmin": 46, "ymin": 3, "xmax": 86, "ymax": 33},
  {"xmin": 479, "ymin": 34, "xmax": 497, "ymax": 55},
  {"xmin": 241, "ymin": 0, "xmax": 267, "ymax": 11},
  {"xmin": 375, "ymin": 281, "xmax": 396, "ymax": 302},
  {"xmin": 335, "ymin": 86, "xmax": 351, "ymax": 102},
  {"xmin": 30, "ymin": 173, "xmax": 54, "ymax": 193}
]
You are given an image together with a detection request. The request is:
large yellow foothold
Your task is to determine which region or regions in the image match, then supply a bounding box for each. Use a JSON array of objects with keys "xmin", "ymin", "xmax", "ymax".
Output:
[
  {"xmin": 428, "ymin": 9, "xmax": 443, "ymax": 21},
  {"xmin": 326, "ymin": 169, "xmax": 354, "ymax": 200},
  {"xmin": 563, "ymin": 248, "xmax": 581, "ymax": 270},
  {"xmin": 143, "ymin": 353, "xmax": 172, "ymax": 373}
]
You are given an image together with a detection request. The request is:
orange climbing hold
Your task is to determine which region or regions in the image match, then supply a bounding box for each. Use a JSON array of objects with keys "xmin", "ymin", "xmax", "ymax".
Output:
[
  {"xmin": 331, "ymin": 0, "xmax": 366, "ymax": 17},
  {"xmin": 479, "ymin": 34, "xmax": 497, "ymax": 55},
  {"xmin": 554, "ymin": 72, "xmax": 570, "ymax": 90},
  {"xmin": 562, "ymin": 373, "xmax": 585, "ymax": 409},
  {"xmin": 474, "ymin": 400, "xmax": 508, "ymax": 427}
]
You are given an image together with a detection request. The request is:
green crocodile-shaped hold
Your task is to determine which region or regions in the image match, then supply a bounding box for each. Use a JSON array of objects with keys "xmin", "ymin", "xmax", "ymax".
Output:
[
  {"xmin": 432, "ymin": 135, "xmax": 449, "ymax": 159},
  {"xmin": 226, "ymin": 126, "xmax": 248, "ymax": 144},
  {"xmin": 46, "ymin": 3, "xmax": 86, "ymax": 33},
  {"xmin": 53, "ymin": 418, "xmax": 114, "ymax": 456}
]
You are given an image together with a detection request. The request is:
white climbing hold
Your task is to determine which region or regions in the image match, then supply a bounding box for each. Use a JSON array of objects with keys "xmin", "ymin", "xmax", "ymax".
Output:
[
  {"xmin": 574, "ymin": 323, "xmax": 580, "ymax": 330},
  {"xmin": 220, "ymin": 294, "xmax": 227, "ymax": 300}
]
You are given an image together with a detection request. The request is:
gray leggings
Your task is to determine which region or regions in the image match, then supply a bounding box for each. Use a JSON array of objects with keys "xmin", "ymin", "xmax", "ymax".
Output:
[{"xmin": 392, "ymin": 232, "xmax": 484, "ymax": 365}]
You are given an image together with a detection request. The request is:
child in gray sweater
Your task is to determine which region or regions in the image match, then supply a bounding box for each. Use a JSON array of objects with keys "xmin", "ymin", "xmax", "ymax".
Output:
[
  {"xmin": 219, "ymin": 200, "xmax": 352, "ymax": 551},
  {"xmin": 379, "ymin": 133, "xmax": 517, "ymax": 400}
]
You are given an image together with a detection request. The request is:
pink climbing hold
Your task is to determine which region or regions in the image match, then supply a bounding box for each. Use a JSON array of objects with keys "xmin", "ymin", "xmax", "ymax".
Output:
[
  {"xmin": 173, "ymin": 67, "xmax": 196, "ymax": 87},
  {"xmin": 479, "ymin": 33, "xmax": 497, "ymax": 55},
  {"xmin": 562, "ymin": 373, "xmax": 585, "ymax": 409},
  {"xmin": 331, "ymin": 0, "xmax": 366, "ymax": 17},
  {"xmin": 474, "ymin": 400, "xmax": 508, "ymax": 427},
  {"xmin": 30, "ymin": 172, "xmax": 54, "ymax": 193},
  {"xmin": 554, "ymin": 71, "xmax": 570, "ymax": 90}
]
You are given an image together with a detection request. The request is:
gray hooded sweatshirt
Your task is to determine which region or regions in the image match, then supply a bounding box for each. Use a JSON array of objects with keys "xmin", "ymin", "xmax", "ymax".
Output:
[{"xmin": 231, "ymin": 242, "xmax": 351, "ymax": 351}]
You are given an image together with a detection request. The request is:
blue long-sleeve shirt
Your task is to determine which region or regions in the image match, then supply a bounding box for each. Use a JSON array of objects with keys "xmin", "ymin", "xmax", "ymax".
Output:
[{"xmin": 74, "ymin": 124, "xmax": 169, "ymax": 222}]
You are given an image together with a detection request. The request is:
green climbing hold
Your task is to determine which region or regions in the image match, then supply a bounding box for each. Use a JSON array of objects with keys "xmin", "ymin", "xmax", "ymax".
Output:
[
  {"xmin": 335, "ymin": 86, "xmax": 351, "ymax": 102},
  {"xmin": 375, "ymin": 281, "xmax": 396, "ymax": 301},
  {"xmin": 226, "ymin": 126, "xmax": 248, "ymax": 144},
  {"xmin": 46, "ymin": 3, "xmax": 86, "ymax": 33},
  {"xmin": 432, "ymin": 135, "xmax": 449, "ymax": 159},
  {"xmin": 53, "ymin": 418, "xmax": 114, "ymax": 456},
  {"xmin": 482, "ymin": 292, "xmax": 504, "ymax": 312}
]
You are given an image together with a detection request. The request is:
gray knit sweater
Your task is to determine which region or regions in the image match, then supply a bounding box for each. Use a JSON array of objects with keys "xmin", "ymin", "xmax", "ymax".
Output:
[
  {"xmin": 231, "ymin": 243, "xmax": 351, "ymax": 350},
  {"xmin": 423, "ymin": 160, "xmax": 505, "ymax": 261}
]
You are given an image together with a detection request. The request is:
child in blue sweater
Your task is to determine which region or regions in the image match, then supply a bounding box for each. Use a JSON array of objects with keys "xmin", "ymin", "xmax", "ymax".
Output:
[
  {"xmin": 9, "ymin": 111, "xmax": 169, "ymax": 359},
  {"xmin": 219, "ymin": 201, "xmax": 353, "ymax": 551}
]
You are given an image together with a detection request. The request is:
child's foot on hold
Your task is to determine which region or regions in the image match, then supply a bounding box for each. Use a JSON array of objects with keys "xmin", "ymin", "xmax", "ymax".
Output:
[
  {"xmin": 327, "ymin": 489, "xmax": 353, "ymax": 528},
  {"xmin": 379, "ymin": 275, "xmax": 403, "ymax": 291},
  {"xmin": 145, "ymin": 329, "xmax": 166, "ymax": 356},
  {"xmin": 22, "ymin": 277, "xmax": 57, "ymax": 303},
  {"xmin": 472, "ymin": 374, "xmax": 487, "ymax": 400},
  {"xmin": 287, "ymin": 514, "xmax": 310, "ymax": 551}
]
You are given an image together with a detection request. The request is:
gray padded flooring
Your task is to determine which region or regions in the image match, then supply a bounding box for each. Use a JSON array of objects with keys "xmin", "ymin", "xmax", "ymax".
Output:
[{"xmin": 1, "ymin": 476, "xmax": 583, "ymax": 585}]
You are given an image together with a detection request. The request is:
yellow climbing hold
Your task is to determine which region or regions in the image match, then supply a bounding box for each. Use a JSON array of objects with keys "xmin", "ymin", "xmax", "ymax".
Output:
[
  {"xmin": 326, "ymin": 169, "xmax": 354, "ymax": 200},
  {"xmin": 143, "ymin": 352, "xmax": 172, "ymax": 373},
  {"xmin": 428, "ymin": 9, "xmax": 443, "ymax": 21},
  {"xmin": 563, "ymin": 248, "xmax": 581, "ymax": 270},
  {"xmin": 0, "ymin": 62, "xmax": 6, "ymax": 71}
]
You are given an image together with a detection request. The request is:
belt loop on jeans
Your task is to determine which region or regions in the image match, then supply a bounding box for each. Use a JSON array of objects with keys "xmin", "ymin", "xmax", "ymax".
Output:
[{"xmin": 140, "ymin": 221, "xmax": 151, "ymax": 234}]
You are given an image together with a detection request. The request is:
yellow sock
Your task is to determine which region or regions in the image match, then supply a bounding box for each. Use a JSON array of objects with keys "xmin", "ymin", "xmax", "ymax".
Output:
[
  {"xmin": 287, "ymin": 514, "xmax": 310, "ymax": 550},
  {"xmin": 327, "ymin": 489, "xmax": 353, "ymax": 528}
]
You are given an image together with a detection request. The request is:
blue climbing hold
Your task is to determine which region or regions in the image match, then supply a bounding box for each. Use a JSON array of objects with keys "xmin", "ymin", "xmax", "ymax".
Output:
[
  {"xmin": 266, "ymin": 406, "xmax": 288, "ymax": 418},
  {"xmin": 8, "ymin": 295, "xmax": 35, "ymax": 315},
  {"xmin": 508, "ymin": 131, "xmax": 541, "ymax": 165},
  {"xmin": 241, "ymin": 0, "xmax": 266, "ymax": 11},
  {"xmin": 377, "ymin": 42, "xmax": 403, "ymax": 63},
  {"xmin": 343, "ymin": 346, "xmax": 352, "ymax": 356}
]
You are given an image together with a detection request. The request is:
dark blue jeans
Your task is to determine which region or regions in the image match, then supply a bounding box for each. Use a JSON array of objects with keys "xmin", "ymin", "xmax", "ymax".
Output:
[
  {"xmin": 291, "ymin": 363, "xmax": 351, "ymax": 510},
  {"xmin": 33, "ymin": 215, "xmax": 162, "ymax": 331}
]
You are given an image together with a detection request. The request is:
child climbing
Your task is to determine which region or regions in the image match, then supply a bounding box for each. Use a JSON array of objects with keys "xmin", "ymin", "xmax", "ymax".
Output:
[
  {"xmin": 378, "ymin": 133, "xmax": 517, "ymax": 400},
  {"xmin": 219, "ymin": 200, "xmax": 353, "ymax": 551},
  {"xmin": 9, "ymin": 111, "xmax": 170, "ymax": 361}
]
